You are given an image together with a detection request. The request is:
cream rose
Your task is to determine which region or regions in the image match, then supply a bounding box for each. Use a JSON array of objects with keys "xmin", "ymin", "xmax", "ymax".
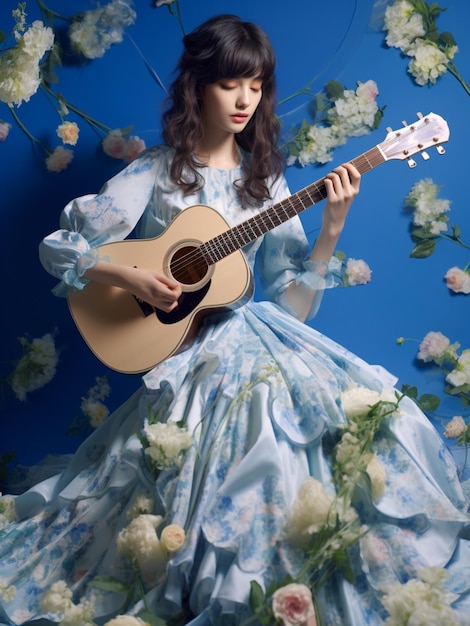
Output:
[
  {"xmin": 286, "ymin": 477, "xmax": 333, "ymax": 546},
  {"xmin": 160, "ymin": 524, "xmax": 185, "ymax": 553}
]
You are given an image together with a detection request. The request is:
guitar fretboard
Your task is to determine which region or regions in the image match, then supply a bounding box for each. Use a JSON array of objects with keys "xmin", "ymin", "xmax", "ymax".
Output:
[{"xmin": 201, "ymin": 145, "xmax": 385, "ymax": 264}]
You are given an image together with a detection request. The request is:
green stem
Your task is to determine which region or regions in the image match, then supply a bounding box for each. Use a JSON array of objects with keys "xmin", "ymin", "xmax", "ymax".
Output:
[
  {"xmin": 439, "ymin": 232, "xmax": 470, "ymax": 251},
  {"xmin": 40, "ymin": 82, "xmax": 112, "ymax": 134},
  {"xmin": 35, "ymin": 0, "xmax": 73, "ymax": 24},
  {"xmin": 7, "ymin": 106, "xmax": 50, "ymax": 155},
  {"xmin": 447, "ymin": 62, "xmax": 470, "ymax": 96}
]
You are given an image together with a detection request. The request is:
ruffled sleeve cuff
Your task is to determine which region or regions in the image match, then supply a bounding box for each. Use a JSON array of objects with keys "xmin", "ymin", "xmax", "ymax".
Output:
[{"xmin": 277, "ymin": 256, "xmax": 343, "ymax": 321}]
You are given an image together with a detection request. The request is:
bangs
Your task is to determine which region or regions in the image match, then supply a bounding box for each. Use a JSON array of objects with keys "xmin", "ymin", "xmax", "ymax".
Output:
[{"xmin": 215, "ymin": 38, "xmax": 274, "ymax": 81}]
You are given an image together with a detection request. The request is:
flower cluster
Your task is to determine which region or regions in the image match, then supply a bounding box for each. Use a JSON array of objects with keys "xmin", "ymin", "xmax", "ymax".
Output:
[
  {"xmin": 383, "ymin": 0, "xmax": 470, "ymax": 95},
  {"xmin": 40, "ymin": 580, "xmax": 95, "ymax": 625},
  {"xmin": 0, "ymin": 578, "xmax": 16, "ymax": 604},
  {"xmin": 0, "ymin": 6, "xmax": 54, "ymax": 107},
  {"xmin": 285, "ymin": 79, "xmax": 384, "ymax": 166},
  {"xmin": 4, "ymin": 332, "xmax": 59, "ymax": 402},
  {"xmin": 250, "ymin": 386, "xmax": 402, "ymax": 625},
  {"xmin": 381, "ymin": 566, "xmax": 459, "ymax": 625},
  {"xmin": 66, "ymin": 376, "xmax": 112, "ymax": 438},
  {"xmin": 0, "ymin": 494, "xmax": 16, "ymax": 530},
  {"xmin": 404, "ymin": 178, "xmax": 469, "ymax": 292},
  {"xmin": 141, "ymin": 420, "xmax": 192, "ymax": 471},
  {"xmin": 1, "ymin": 2, "xmax": 145, "ymax": 172},
  {"xmin": 69, "ymin": 0, "xmax": 136, "ymax": 59},
  {"xmin": 398, "ymin": 331, "xmax": 470, "ymax": 475}
]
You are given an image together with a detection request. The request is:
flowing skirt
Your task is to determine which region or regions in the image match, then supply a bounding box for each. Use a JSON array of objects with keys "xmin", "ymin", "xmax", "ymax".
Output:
[{"xmin": 0, "ymin": 301, "xmax": 469, "ymax": 625}]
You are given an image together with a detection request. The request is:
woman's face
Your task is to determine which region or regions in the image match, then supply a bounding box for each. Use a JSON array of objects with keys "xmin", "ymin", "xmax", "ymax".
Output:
[{"xmin": 200, "ymin": 76, "xmax": 263, "ymax": 138}]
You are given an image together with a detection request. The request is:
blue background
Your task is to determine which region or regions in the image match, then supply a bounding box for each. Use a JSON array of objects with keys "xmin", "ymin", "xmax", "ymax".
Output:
[{"xmin": 1, "ymin": 0, "xmax": 469, "ymax": 476}]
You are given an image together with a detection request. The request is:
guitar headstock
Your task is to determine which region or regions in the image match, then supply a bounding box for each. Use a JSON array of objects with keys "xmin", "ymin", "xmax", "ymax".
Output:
[{"xmin": 378, "ymin": 112, "xmax": 450, "ymax": 167}]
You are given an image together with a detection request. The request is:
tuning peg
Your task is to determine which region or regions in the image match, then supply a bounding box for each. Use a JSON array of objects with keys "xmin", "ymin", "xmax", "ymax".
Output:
[
  {"xmin": 407, "ymin": 158, "xmax": 417, "ymax": 168},
  {"xmin": 436, "ymin": 145, "xmax": 446, "ymax": 154},
  {"xmin": 420, "ymin": 151, "xmax": 430, "ymax": 160},
  {"xmin": 417, "ymin": 112, "xmax": 424, "ymax": 119},
  {"xmin": 402, "ymin": 120, "xmax": 408, "ymax": 127}
]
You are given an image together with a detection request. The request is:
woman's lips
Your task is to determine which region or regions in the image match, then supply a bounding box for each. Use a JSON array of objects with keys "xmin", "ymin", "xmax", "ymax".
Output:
[{"xmin": 231, "ymin": 114, "xmax": 249, "ymax": 123}]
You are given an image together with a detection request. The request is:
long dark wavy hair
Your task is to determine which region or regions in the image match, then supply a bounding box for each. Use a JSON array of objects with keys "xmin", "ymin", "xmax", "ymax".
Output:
[{"xmin": 162, "ymin": 14, "xmax": 283, "ymax": 207}]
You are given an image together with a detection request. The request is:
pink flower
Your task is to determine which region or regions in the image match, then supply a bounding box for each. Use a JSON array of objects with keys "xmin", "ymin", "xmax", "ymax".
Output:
[
  {"xmin": 57, "ymin": 121, "xmax": 79, "ymax": 146},
  {"xmin": 443, "ymin": 415, "xmax": 467, "ymax": 439},
  {"xmin": 345, "ymin": 258, "xmax": 372, "ymax": 285},
  {"xmin": 445, "ymin": 266, "xmax": 470, "ymax": 294},
  {"xmin": 125, "ymin": 136, "xmax": 146, "ymax": 162},
  {"xmin": 0, "ymin": 122, "xmax": 11, "ymax": 141},
  {"xmin": 46, "ymin": 146, "xmax": 74, "ymax": 173},
  {"xmin": 417, "ymin": 331, "xmax": 450, "ymax": 362},
  {"xmin": 102, "ymin": 130, "xmax": 128, "ymax": 159},
  {"xmin": 356, "ymin": 79, "xmax": 379, "ymax": 102},
  {"xmin": 272, "ymin": 583, "xmax": 316, "ymax": 626}
]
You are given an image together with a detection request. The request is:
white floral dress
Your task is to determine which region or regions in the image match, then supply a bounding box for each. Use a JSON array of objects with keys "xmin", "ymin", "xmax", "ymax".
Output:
[{"xmin": 0, "ymin": 146, "xmax": 469, "ymax": 626}]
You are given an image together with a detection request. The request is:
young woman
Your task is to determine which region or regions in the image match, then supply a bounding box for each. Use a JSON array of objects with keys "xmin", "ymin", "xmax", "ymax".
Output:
[{"xmin": 1, "ymin": 14, "xmax": 469, "ymax": 626}]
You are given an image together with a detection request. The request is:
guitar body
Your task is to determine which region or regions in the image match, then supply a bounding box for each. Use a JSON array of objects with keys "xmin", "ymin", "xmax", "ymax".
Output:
[
  {"xmin": 66, "ymin": 114, "xmax": 450, "ymax": 373},
  {"xmin": 68, "ymin": 204, "xmax": 253, "ymax": 374}
]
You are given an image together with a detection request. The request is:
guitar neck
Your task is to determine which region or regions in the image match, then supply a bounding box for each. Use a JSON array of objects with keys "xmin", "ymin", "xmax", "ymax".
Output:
[{"xmin": 201, "ymin": 145, "xmax": 385, "ymax": 264}]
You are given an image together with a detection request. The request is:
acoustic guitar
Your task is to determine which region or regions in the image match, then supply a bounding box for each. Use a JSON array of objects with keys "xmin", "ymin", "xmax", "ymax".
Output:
[{"xmin": 68, "ymin": 112, "xmax": 449, "ymax": 373}]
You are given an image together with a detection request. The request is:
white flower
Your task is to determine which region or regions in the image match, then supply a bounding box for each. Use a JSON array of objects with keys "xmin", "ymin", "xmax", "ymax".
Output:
[
  {"xmin": 10, "ymin": 332, "xmax": 59, "ymax": 401},
  {"xmin": 383, "ymin": 0, "xmax": 425, "ymax": 52},
  {"xmin": 69, "ymin": 0, "xmax": 136, "ymax": 60},
  {"xmin": 0, "ymin": 495, "xmax": 16, "ymax": 528},
  {"xmin": 0, "ymin": 579, "xmax": 16, "ymax": 603},
  {"xmin": 127, "ymin": 493, "xmax": 154, "ymax": 519},
  {"xmin": 445, "ymin": 267, "xmax": 470, "ymax": 295},
  {"xmin": 446, "ymin": 349, "xmax": 470, "ymax": 387},
  {"xmin": 299, "ymin": 125, "xmax": 345, "ymax": 165},
  {"xmin": 365, "ymin": 453, "xmax": 386, "ymax": 501},
  {"xmin": 286, "ymin": 477, "xmax": 334, "ymax": 546},
  {"xmin": 327, "ymin": 80, "xmax": 380, "ymax": 138},
  {"xmin": 407, "ymin": 39, "xmax": 453, "ymax": 85},
  {"xmin": 60, "ymin": 600, "xmax": 95, "ymax": 626},
  {"xmin": 144, "ymin": 421, "xmax": 192, "ymax": 469},
  {"xmin": 0, "ymin": 20, "xmax": 54, "ymax": 107},
  {"xmin": 105, "ymin": 617, "xmax": 150, "ymax": 626},
  {"xmin": 443, "ymin": 416, "xmax": 467, "ymax": 440},
  {"xmin": 341, "ymin": 387, "xmax": 382, "ymax": 419},
  {"xmin": 40, "ymin": 580, "xmax": 73, "ymax": 613},
  {"xmin": 381, "ymin": 567, "xmax": 459, "ymax": 626},
  {"xmin": 272, "ymin": 583, "xmax": 316, "ymax": 626},
  {"xmin": 160, "ymin": 524, "xmax": 186, "ymax": 553},
  {"xmin": 405, "ymin": 178, "xmax": 451, "ymax": 230},
  {"xmin": 345, "ymin": 258, "xmax": 372, "ymax": 286},
  {"xmin": 117, "ymin": 514, "xmax": 167, "ymax": 585}
]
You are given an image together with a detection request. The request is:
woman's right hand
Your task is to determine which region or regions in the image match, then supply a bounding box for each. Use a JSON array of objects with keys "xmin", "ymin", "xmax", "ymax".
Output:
[{"xmin": 84, "ymin": 262, "xmax": 182, "ymax": 312}]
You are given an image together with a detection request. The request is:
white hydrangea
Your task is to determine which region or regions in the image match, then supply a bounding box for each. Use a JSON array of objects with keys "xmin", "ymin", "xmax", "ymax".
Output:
[
  {"xmin": 446, "ymin": 349, "xmax": 470, "ymax": 387},
  {"xmin": 0, "ymin": 20, "xmax": 54, "ymax": 106},
  {"xmin": 327, "ymin": 80, "xmax": 380, "ymax": 137},
  {"xmin": 407, "ymin": 40, "xmax": 456, "ymax": 86},
  {"xmin": 144, "ymin": 421, "xmax": 192, "ymax": 469},
  {"xmin": 405, "ymin": 178, "xmax": 451, "ymax": 230},
  {"xmin": 40, "ymin": 580, "xmax": 73, "ymax": 613},
  {"xmin": 10, "ymin": 333, "xmax": 59, "ymax": 401},
  {"xmin": 345, "ymin": 258, "xmax": 372, "ymax": 286},
  {"xmin": 384, "ymin": 0, "xmax": 425, "ymax": 52},
  {"xmin": 69, "ymin": 0, "xmax": 136, "ymax": 59}
]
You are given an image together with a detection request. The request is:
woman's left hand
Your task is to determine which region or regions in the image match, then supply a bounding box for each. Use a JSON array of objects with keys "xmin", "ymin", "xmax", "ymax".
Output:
[{"xmin": 322, "ymin": 162, "xmax": 361, "ymax": 237}]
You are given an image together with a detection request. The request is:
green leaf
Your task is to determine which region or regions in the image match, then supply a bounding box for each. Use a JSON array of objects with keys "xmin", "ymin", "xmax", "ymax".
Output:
[
  {"xmin": 401, "ymin": 384, "xmax": 418, "ymax": 399},
  {"xmin": 410, "ymin": 239, "xmax": 436, "ymax": 258},
  {"xmin": 88, "ymin": 575, "xmax": 130, "ymax": 594},
  {"xmin": 452, "ymin": 224, "xmax": 462, "ymax": 238},
  {"xmin": 334, "ymin": 548, "xmax": 355, "ymax": 584},
  {"xmin": 137, "ymin": 611, "xmax": 168, "ymax": 626},
  {"xmin": 439, "ymin": 31, "xmax": 457, "ymax": 47},
  {"xmin": 249, "ymin": 580, "xmax": 266, "ymax": 613},
  {"xmin": 0, "ymin": 30, "xmax": 6, "ymax": 44},
  {"xmin": 417, "ymin": 393, "xmax": 440, "ymax": 412},
  {"xmin": 325, "ymin": 80, "xmax": 344, "ymax": 101}
]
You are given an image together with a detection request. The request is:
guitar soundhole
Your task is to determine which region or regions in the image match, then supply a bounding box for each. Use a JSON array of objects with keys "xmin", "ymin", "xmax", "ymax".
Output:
[
  {"xmin": 133, "ymin": 245, "xmax": 211, "ymax": 325},
  {"xmin": 170, "ymin": 246, "xmax": 208, "ymax": 286}
]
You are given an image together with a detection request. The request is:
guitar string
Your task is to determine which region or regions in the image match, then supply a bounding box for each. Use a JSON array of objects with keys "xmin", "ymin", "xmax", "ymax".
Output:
[
  {"xmin": 157, "ymin": 127, "xmax": 438, "ymax": 283},
  {"xmin": 163, "ymin": 149, "xmax": 385, "ymax": 282}
]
